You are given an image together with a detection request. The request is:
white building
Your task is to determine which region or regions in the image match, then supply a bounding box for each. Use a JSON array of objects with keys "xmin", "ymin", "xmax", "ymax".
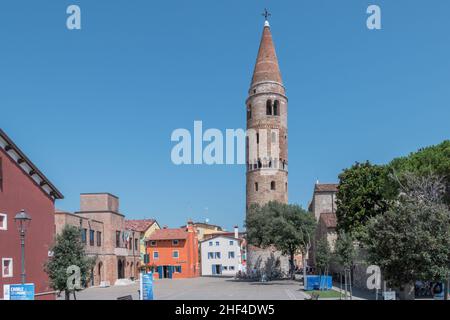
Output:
[{"xmin": 200, "ymin": 233, "xmax": 243, "ymax": 276}]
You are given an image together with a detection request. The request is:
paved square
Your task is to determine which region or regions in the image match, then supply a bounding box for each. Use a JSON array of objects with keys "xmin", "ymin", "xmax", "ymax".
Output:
[{"xmin": 70, "ymin": 277, "xmax": 310, "ymax": 300}]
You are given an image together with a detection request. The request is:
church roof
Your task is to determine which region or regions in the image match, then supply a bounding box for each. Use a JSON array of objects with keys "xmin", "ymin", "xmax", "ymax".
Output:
[
  {"xmin": 251, "ymin": 21, "xmax": 283, "ymax": 86},
  {"xmin": 314, "ymin": 183, "xmax": 339, "ymax": 193}
]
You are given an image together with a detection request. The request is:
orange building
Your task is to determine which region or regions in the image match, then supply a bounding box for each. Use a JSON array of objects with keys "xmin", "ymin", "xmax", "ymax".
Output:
[{"xmin": 145, "ymin": 221, "xmax": 199, "ymax": 279}]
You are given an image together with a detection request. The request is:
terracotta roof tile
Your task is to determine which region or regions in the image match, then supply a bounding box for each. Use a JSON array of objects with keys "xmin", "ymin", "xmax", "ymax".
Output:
[
  {"xmin": 125, "ymin": 219, "xmax": 156, "ymax": 232},
  {"xmin": 314, "ymin": 183, "xmax": 339, "ymax": 193},
  {"xmin": 251, "ymin": 24, "xmax": 283, "ymax": 86},
  {"xmin": 147, "ymin": 228, "xmax": 188, "ymax": 241}
]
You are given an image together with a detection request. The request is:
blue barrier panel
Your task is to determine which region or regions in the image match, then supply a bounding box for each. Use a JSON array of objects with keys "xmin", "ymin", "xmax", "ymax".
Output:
[{"xmin": 305, "ymin": 276, "xmax": 332, "ymax": 291}]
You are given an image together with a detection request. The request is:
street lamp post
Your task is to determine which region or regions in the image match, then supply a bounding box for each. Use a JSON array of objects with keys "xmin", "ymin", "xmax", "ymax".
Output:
[{"xmin": 14, "ymin": 209, "xmax": 32, "ymax": 285}]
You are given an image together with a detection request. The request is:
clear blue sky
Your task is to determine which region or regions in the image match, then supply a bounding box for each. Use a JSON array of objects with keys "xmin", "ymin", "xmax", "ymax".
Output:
[{"xmin": 1, "ymin": 1, "xmax": 449, "ymax": 231}]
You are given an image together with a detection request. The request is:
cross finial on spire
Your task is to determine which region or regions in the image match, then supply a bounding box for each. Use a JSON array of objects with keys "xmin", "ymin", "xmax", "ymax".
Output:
[{"xmin": 262, "ymin": 8, "xmax": 271, "ymax": 22}]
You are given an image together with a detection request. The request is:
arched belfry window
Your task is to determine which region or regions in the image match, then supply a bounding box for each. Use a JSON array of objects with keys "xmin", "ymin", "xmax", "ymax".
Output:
[
  {"xmin": 273, "ymin": 100, "xmax": 280, "ymax": 116},
  {"xmin": 271, "ymin": 181, "xmax": 276, "ymax": 190},
  {"xmin": 266, "ymin": 100, "xmax": 272, "ymax": 115}
]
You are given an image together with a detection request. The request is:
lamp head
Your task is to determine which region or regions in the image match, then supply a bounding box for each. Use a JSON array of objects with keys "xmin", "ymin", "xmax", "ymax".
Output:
[{"xmin": 14, "ymin": 209, "xmax": 31, "ymax": 232}]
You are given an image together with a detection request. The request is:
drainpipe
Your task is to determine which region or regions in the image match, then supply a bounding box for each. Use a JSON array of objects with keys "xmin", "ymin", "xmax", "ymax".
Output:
[{"xmin": 132, "ymin": 231, "xmax": 135, "ymax": 279}]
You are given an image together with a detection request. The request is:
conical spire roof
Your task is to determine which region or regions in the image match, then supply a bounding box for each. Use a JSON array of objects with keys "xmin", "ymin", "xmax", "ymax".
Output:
[{"xmin": 251, "ymin": 21, "xmax": 283, "ymax": 86}]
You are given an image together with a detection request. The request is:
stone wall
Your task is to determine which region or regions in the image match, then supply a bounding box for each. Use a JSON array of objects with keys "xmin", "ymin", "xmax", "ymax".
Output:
[{"xmin": 246, "ymin": 245, "xmax": 290, "ymax": 279}]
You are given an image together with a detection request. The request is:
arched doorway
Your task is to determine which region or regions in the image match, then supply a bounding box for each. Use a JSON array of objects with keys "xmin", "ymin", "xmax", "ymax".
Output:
[
  {"xmin": 130, "ymin": 262, "xmax": 134, "ymax": 280},
  {"xmin": 90, "ymin": 267, "xmax": 94, "ymax": 286},
  {"xmin": 97, "ymin": 262, "xmax": 103, "ymax": 285},
  {"xmin": 118, "ymin": 259, "xmax": 125, "ymax": 279},
  {"xmin": 136, "ymin": 262, "xmax": 141, "ymax": 278}
]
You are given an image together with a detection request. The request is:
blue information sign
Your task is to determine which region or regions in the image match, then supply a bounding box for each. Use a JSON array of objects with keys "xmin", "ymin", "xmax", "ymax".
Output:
[
  {"xmin": 9, "ymin": 284, "xmax": 35, "ymax": 300},
  {"xmin": 141, "ymin": 273, "xmax": 154, "ymax": 300}
]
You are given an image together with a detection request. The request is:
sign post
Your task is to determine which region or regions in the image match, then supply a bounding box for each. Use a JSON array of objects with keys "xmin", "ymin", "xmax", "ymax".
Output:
[
  {"xmin": 9, "ymin": 284, "xmax": 35, "ymax": 300},
  {"xmin": 383, "ymin": 291, "xmax": 396, "ymax": 300},
  {"xmin": 140, "ymin": 272, "xmax": 153, "ymax": 300}
]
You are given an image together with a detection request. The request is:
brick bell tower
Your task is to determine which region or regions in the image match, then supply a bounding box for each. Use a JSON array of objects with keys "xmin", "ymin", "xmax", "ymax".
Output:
[{"xmin": 246, "ymin": 16, "xmax": 288, "ymax": 211}]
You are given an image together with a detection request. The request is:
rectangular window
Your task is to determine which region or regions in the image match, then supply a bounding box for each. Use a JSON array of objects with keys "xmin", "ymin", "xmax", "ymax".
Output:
[
  {"xmin": 228, "ymin": 251, "xmax": 235, "ymax": 259},
  {"xmin": 135, "ymin": 238, "xmax": 139, "ymax": 251},
  {"xmin": 153, "ymin": 251, "xmax": 159, "ymax": 259},
  {"xmin": 2, "ymin": 258, "xmax": 13, "ymax": 278},
  {"xmin": 81, "ymin": 228, "xmax": 87, "ymax": 244},
  {"xmin": 172, "ymin": 250, "xmax": 179, "ymax": 258},
  {"xmin": 230, "ymin": 266, "xmax": 235, "ymax": 271},
  {"xmin": 215, "ymin": 241, "xmax": 219, "ymax": 246},
  {"xmin": 128, "ymin": 238, "xmax": 132, "ymax": 250},
  {"xmin": 143, "ymin": 254, "xmax": 150, "ymax": 264},
  {"xmin": 97, "ymin": 231, "xmax": 102, "ymax": 246},
  {"xmin": 229, "ymin": 240, "xmax": 234, "ymax": 245},
  {"xmin": 175, "ymin": 266, "xmax": 182, "ymax": 273},
  {"xmin": 0, "ymin": 213, "xmax": 7, "ymax": 231},
  {"xmin": 208, "ymin": 252, "xmax": 214, "ymax": 259},
  {"xmin": 215, "ymin": 252, "xmax": 221, "ymax": 259},
  {"xmin": 172, "ymin": 240, "xmax": 179, "ymax": 246},
  {"xmin": 116, "ymin": 231, "xmax": 121, "ymax": 248},
  {"xmin": 209, "ymin": 241, "xmax": 213, "ymax": 246},
  {"xmin": 89, "ymin": 230, "xmax": 95, "ymax": 246}
]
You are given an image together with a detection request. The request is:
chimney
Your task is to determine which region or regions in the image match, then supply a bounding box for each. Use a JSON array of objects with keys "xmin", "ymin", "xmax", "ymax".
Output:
[
  {"xmin": 163, "ymin": 225, "xmax": 168, "ymax": 229},
  {"xmin": 234, "ymin": 226, "xmax": 239, "ymax": 239},
  {"xmin": 187, "ymin": 220, "xmax": 195, "ymax": 232}
]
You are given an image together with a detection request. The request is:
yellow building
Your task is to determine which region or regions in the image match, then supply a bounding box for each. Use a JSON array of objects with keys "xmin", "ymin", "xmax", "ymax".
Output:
[
  {"xmin": 181, "ymin": 222, "xmax": 225, "ymax": 242},
  {"xmin": 125, "ymin": 219, "xmax": 160, "ymax": 259}
]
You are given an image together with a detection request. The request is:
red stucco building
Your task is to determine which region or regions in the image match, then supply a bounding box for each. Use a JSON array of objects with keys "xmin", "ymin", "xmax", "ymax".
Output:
[
  {"xmin": 145, "ymin": 221, "xmax": 200, "ymax": 279},
  {"xmin": 0, "ymin": 129, "xmax": 63, "ymax": 300}
]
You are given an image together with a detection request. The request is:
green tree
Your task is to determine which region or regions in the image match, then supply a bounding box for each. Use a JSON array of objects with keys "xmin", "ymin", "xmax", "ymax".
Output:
[
  {"xmin": 246, "ymin": 201, "xmax": 316, "ymax": 279},
  {"xmin": 336, "ymin": 161, "xmax": 396, "ymax": 241},
  {"xmin": 45, "ymin": 225, "xmax": 96, "ymax": 300},
  {"xmin": 315, "ymin": 237, "xmax": 331, "ymax": 276},
  {"xmin": 365, "ymin": 174, "xmax": 450, "ymax": 300},
  {"xmin": 334, "ymin": 231, "xmax": 356, "ymax": 270},
  {"xmin": 389, "ymin": 140, "xmax": 450, "ymax": 205},
  {"xmin": 334, "ymin": 231, "xmax": 356, "ymax": 299}
]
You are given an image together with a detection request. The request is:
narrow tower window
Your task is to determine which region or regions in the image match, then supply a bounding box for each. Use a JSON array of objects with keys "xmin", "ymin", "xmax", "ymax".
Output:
[
  {"xmin": 271, "ymin": 181, "xmax": 276, "ymax": 190},
  {"xmin": 273, "ymin": 100, "xmax": 280, "ymax": 116},
  {"xmin": 256, "ymin": 133, "xmax": 259, "ymax": 144},
  {"xmin": 266, "ymin": 100, "xmax": 272, "ymax": 115},
  {"xmin": 255, "ymin": 182, "xmax": 259, "ymax": 192},
  {"xmin": 247, "ymin": 105, "xmax": 252, "ymax": 120}
]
